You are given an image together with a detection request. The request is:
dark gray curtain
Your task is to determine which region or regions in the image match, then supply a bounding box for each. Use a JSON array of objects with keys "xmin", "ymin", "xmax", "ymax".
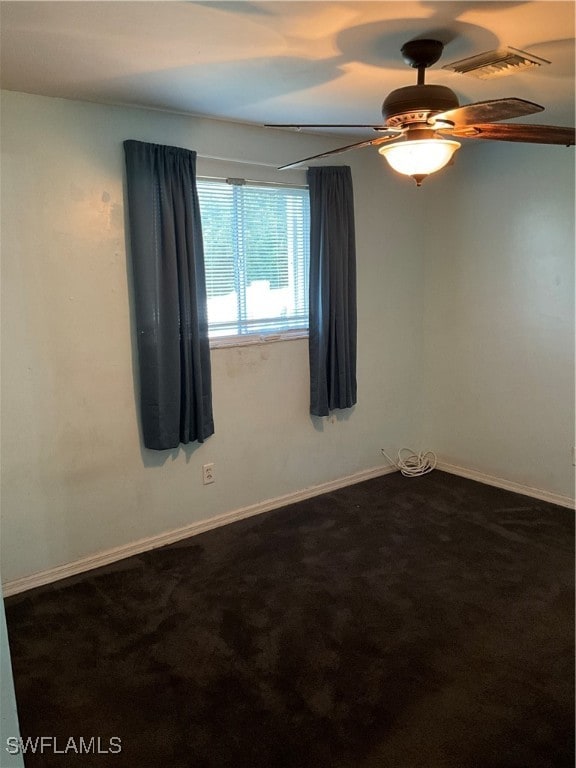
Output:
[
  {"xmin": 307, "ymin": 166, "xmax": 357, "ymax": 417},
  {"xmin": 124, "ymin": 140, "xmax": 214, "ymax": 450}
]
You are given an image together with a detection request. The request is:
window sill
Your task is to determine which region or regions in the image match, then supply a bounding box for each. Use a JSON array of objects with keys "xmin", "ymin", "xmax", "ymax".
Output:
[{"xmin": 209, "ymin": 329, "xmax": 308, "ymax": 350}]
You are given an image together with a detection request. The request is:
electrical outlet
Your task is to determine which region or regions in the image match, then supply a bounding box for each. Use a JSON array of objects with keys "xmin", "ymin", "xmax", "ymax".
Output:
[{"xmin": 202, "ymin": 463, "xmax": 215, "ymax": 485}]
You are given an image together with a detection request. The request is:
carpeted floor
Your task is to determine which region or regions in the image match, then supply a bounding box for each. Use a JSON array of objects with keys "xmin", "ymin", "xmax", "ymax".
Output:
[{"xmin": 4, "ymin": 471, "xmax": 574, "ymax": 768}]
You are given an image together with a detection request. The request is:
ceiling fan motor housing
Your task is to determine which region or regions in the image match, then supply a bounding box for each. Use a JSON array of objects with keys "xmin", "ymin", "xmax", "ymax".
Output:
[{"xmin": 382, "ymin": 84, "xmax": 459, "ymax": 127}]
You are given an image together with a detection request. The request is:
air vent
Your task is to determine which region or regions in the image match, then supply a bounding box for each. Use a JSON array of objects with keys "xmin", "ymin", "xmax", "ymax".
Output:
[{"xmin": 442, "ymin": 47, "xmax": 550, "ymax": 79}]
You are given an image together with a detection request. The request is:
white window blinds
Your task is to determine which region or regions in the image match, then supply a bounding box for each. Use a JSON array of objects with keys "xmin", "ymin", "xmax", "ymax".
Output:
[{"xmin": 197, "ymin": 179, "xmax": 310, "ymax": 339}]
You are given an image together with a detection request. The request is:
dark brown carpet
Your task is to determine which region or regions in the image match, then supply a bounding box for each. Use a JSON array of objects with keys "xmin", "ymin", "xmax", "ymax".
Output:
[{"xmin": 4, "ymin": 471, "xmax": 574, "ymax": 768}]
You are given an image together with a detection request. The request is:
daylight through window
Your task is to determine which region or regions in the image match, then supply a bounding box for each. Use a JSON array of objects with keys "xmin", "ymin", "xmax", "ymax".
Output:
[{"xmin": 197, "ymin": 179, "xmax": 310, "ymax": 340}]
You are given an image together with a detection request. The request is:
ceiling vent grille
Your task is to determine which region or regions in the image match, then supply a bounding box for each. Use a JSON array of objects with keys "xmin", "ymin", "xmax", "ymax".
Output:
[{"xmin": 442, "ymin": 47, "xmax": 550, "ymax": 79}]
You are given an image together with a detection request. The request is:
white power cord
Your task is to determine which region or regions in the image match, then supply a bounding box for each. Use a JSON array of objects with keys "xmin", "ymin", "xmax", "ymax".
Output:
[{"xmin": 381, "ymin": 448, "xmax": 437, "ymax": 477}]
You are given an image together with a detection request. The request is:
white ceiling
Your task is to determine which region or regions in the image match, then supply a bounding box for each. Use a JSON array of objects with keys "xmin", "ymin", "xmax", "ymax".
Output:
[{"xmin": 1, "ymin": 1, "xmax": 574, "ymax": 137}]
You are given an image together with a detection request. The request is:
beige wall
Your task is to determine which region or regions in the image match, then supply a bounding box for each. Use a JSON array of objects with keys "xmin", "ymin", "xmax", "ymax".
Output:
[
  {"xmin": 422, "ymin": 140, "xmax": 575, "ymax": 498},
  {"xmin": 0, "ymin": 581, "xmax": 24, "ymax": 766},
  {"xmin": 1, "ymin": 91, "xmax": 425, "ymax": 583},
  {"xmin": 1, "ymin": 91, "xmax": 573, "ymax": 586}
]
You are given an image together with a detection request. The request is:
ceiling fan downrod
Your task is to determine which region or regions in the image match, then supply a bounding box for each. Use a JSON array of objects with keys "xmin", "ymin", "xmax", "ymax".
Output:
[{"xmin": 401, "ymin": 39, "xmax": 445, "ymax": 85}]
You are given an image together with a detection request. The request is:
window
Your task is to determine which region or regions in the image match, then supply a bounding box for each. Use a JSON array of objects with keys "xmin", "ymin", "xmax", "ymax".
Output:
[{"xmin": 197, "ymin": 179, "xmax": 310, "ymax": 342}]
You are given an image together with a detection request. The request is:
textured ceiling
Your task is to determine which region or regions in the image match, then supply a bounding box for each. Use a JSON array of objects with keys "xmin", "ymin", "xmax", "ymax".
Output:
[{"xmin": 1, "ymin": 1, "xmax": 574, "ymax": 136}]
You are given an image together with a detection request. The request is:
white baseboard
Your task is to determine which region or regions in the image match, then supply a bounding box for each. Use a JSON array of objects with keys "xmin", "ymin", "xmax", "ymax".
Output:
[
  {"xmin": 436, "ymin": 459, "xmax": 575, "ymax": 510},
  {"xmin": 3, "ymin": 464, "xmax": 398, "ymax": 597},
  {"xmin": 5, "ymin": 460, "xmax": 572, "ymax": 597}
]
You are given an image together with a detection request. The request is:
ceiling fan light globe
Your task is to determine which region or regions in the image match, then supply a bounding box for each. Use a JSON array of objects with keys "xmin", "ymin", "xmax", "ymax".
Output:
[{"xmin": 379, "ymin": 138, "xmax": 460, "ymax": 178}]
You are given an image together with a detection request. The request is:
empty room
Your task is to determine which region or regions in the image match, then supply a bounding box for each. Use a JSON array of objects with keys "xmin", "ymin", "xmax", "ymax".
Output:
[{"xmin": 0, "ymin": 2, "xmax": 574, "ymax": 767}]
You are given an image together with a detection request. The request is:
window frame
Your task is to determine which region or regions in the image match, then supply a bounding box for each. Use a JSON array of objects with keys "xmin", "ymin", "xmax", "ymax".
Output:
[{"xmin": 197, "ymin": 176, "xmax": 310, "ymax": 349}]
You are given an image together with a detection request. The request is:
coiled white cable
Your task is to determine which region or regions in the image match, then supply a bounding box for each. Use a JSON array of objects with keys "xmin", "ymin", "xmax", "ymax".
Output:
[{"xmin": 381, "ymin": 447, "xmax": 437, "ymax": 477}]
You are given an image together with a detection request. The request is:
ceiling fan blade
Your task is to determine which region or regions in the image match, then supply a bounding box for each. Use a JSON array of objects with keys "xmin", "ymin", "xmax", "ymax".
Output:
[
  {"xmin": 278, "ymin": 134, "xmax": 399, "ymax": 170},
  {"xmin": 446, "ymin": 122, "xmax": 575, "ymax": 145},
  {"xmin": 266, "ymin": 123, "xmax": 393, "ymax": 131},
  {"xmin": 433, "ymin": 97, "xmax": 544, "ymax": 127}
]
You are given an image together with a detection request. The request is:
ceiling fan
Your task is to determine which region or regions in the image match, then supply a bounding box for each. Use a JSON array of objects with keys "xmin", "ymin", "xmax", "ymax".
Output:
[{"xmin": 266, "ymin": 39, "xmax": 575, "ymax": 185}]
